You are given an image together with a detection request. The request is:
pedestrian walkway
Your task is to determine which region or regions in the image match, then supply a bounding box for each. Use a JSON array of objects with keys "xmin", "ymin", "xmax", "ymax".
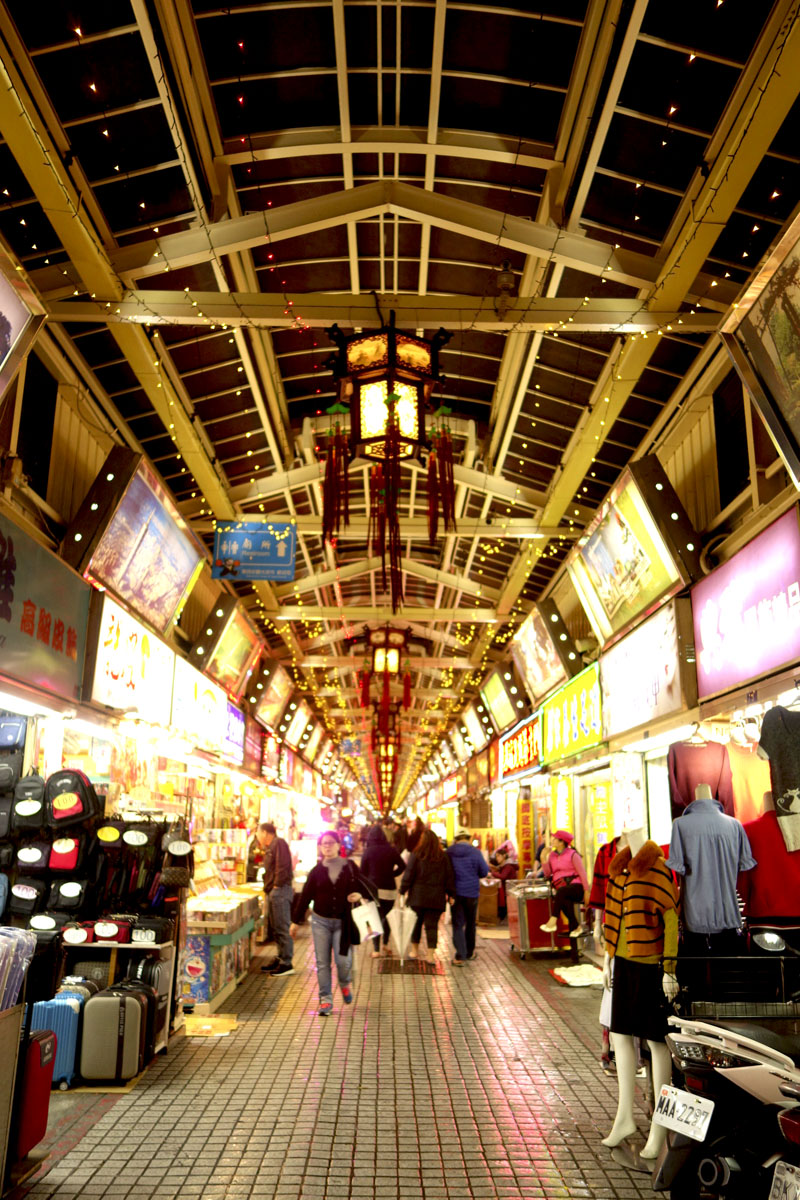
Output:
[{"xmin": 18, "ymin": 931, "xmax": 656, "ymax": 1200}]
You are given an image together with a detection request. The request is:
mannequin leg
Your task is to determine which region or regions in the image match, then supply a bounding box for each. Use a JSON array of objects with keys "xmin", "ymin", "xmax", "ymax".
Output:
[
  {"xmin": 640, "ymin": 1041, "xmax": 672, "ymax": 1159},
  {"xmin": 601, "ymin": 1034, "xmax": 639, "ymax": 1146}
]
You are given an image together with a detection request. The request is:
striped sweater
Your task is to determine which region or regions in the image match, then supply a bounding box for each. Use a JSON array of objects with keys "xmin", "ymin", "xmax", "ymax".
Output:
[{"xmin": 604, "ymin": 841, "xmax": 678, "ymax": 961}]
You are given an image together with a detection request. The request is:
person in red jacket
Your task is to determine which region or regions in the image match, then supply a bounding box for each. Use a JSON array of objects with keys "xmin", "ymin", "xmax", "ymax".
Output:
[{"xmin": 489, "ymin": 847, "xmax": 517, "ymax": 921}]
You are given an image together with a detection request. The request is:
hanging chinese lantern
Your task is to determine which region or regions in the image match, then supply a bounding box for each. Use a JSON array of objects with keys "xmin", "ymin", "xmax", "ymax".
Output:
[{"xmin": 325, "ymin": 313, "xmax": 452, "ymax": 612}]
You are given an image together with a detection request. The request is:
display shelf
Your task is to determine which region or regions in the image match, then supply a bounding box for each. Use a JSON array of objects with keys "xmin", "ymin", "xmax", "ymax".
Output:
[
  {"xmin": 183, "ymin": 919, "xmax": 254, "ymax": 1009},
  {"xmin": 66, "ymin": 941, "xmax": 174, "ymax": 951},
  {"xmin": 187, "ymin": 968, "xmax": 250, "ymax": 1016}
]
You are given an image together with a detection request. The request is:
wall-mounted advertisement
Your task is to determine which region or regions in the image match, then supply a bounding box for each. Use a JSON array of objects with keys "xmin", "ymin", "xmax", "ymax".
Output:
[
  {"xmin": 500, "ymin": 715, "xmax": 542, "ymax": 780},
  {"xmin": 567, "ymin": 470, "xmax": 683, "ymax": 645},
  {"xmin": 223, "ymin": 703, "xmax": 245, "ymax": 764},
  {"xmin": 315, "ymin": 736, "xmax": 333, "ymax": 769},
  {"xmin": 303, "ymin": 722, "xmax": 323, "ymax": 764},
  {"xmin": 480, "ymin": 671, "xmax": 517, "ymax": 734},
  {"xmin": 205, "ymin": 608, "xmax": 261, "ymax": 698},
  {"xmin": 692, "ymin": 507, "xmax": 800, "ymax": 700},
  {"xmin": 541, "ymin": 663, "xmax": 603, "ymax": 765},
  {"xmin": 510, "ymin": 607, "xmax": 568, "ymax": 704},
  {"xmin": 463, "ymin": 704, "xmax": 488, "ymax": 751},
  {"xmin": 89, "ymin": 594, "xmax": 175, "ymax": 726},
  {"xmin": 284, "ymin": 699, "xmax": 312, "ymax": 749},
  {"xmin": 450, "ymin": 727, "xmax": 469, "ymax": 762},
  {"xmin": 601, "ymin": 598, "xmax": 697, "ymax": 739},
  {"xmin": 262, "ymin": 734, "xmax": 280, "ymax": 781},
  {"xmin": 722, "ymin": 209, "xmax": 800, "ymax": 490},
  {"xmin": 550, "ymin": 776, "xmax": 573, "ymax": 835},
  {"xmin": 611, "ymin": 752, "xmax": 645, "ymax": 835},
  {"xmin": 243, "ymin": 717, "xmax": 263, "ymax": 775},
  {"xmin": 83, "ymin": 459, "xmax": 203, "ymax": 635},
  {"xmin": 255, "ymin": 663, "xmax": 293, "ymax": 731},
  {"xmin": 171, "ymin": 654, "xmax": 227, "ymax": 754},
  {"xmin": 0, "ymin": 243, "xmax": 44, "ymax": 398},
  {"xmin": 0, "ymin": 510, "xmax": 90, "ymax": 702}
]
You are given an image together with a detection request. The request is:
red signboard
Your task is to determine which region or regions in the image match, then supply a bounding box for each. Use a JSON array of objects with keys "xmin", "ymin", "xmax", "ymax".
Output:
[{"xmin": 500, "ymin": 716, "xmax": 542, "ymax": 779}]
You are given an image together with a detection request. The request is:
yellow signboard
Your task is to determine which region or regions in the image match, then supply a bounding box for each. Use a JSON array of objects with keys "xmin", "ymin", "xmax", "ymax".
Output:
[
  {"xmin": 550, "ymin": 775, "xmax": 573, "ymax": 834},
  {"xmin": 541, "ymin": 662, "xmax": 603, "ymax": 764}
]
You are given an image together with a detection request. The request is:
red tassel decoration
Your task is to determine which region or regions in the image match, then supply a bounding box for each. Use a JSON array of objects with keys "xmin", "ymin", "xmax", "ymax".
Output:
[
  {"xmin": 439, "ymin": 427, "xmax": 456, "ymax": 533},
  {"xmin": 369, "ymin": 463, "xmax": 387, "ymax": 591},
  {"xmin": 427, "ymin": 439, "xmax": 439, "ymax": 543},
  {"xmin": 380, "ymin": 669, "xmax": 390, "ymax": 736},
  {"xmin": 385, "ymin": 398, "xmax": 403, "ymax": 611},
  {"xmin": 360, "ymin": 669, "xmax": 371, "ymax": 708},
  {"xmin": 403, "ymin": 671, "xmax": 411, "ymax": 709},
  {"xmin": 322, "ymin": 422, "xmax": 351, "ymax": 544}
]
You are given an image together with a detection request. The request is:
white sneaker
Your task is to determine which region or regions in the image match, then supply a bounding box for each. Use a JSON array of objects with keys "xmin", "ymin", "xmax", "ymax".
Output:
[{"xmin": 540, "ymin": 917, "xmax": 558, "ymax": 933}]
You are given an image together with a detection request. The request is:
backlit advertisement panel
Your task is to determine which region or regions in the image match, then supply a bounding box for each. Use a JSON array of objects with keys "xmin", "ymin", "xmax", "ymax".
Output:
[
  {"xmin": 480, "ymin": 671, "xmax": 517, "ymax": 733},
  {"xmin": 90, "ymin": 594, "xmax": 175, "ymax": 725},
  {"xmin": 206, "ymin": 608, "xmax": 260, "ymax": 697},
  {"xmin": 692, "ymin": 507, "xmax": 800, "ymax": 700},
  {"xmin": 510, "ymin": 607, "xmax": 567, "ymax": 703},
  {"xmin": 568, "ymin": 472, "xmax": 681, "ymax": 645},
  {"xmin": 541, "ymin": 663, "xmax": 603, "ymax": 764},
  {"xmin": 463, "ymin": 704, "xmax": 488, "ymax": 751},
  {"xmin": 284, "ymin": 699, "xmax": 312, "ymax": 749},
  {"xmin": 255, "ymin": 663, "xmax": 293, "ymax": 731},
  {"xmin": 601, "ymin": 599, "xmax": 696, "ymax": 738},
  {"xmin": 171, "ymin": 655, "xmax": 227, "ymax": 754}
]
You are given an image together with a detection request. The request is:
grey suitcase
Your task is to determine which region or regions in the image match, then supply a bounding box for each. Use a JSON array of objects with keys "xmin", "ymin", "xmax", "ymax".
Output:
[{"xmin": 80, "ymin": 989, "xmax": 146, "ymax": 1081}]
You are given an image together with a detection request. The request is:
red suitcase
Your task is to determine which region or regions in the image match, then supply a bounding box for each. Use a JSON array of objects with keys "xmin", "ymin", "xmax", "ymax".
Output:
[{"xmin": 15, "ymin": 1030, "xmax": 56, "ymax": 1159}]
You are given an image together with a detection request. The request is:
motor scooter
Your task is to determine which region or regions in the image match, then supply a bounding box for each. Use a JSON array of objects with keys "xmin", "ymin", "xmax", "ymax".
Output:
[{"xmin": 651, "ymin": 932, "xmax": 800, "ymax": 1198}]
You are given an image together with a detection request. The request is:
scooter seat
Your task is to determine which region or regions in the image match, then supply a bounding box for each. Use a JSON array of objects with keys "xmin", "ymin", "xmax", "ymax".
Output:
[{"xmin": 704, "ymin": 1020, "xmax": 800, "ymax": 1066}]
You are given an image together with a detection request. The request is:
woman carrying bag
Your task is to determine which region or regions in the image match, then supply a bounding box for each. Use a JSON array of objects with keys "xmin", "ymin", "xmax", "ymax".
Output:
[
  {"xmin": 360, "ymin": 824, "xmax": 406, "ymax": 957},
  {"xmin": 290, "ymin": 830, "xmax": 377, "ymax": 1016},
  {"xmin": 399, "ymin": 828, "xmax": 455, "ymax": 963}
]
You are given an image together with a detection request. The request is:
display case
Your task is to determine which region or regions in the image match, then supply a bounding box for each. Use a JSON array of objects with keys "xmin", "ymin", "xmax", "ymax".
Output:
[{"xmin": 183, "ymin": 889, "xmax": 260, "ymax": 1014}]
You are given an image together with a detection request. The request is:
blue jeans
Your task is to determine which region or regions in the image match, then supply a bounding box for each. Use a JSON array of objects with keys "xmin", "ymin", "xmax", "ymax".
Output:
[
  {"xmin": 268, "ymin": 884, "xmax": 294, "ymax": 965},
  {"xmin": 451, "ymin": 896, "xmax": 478, "ymax": 961},
  {"xmin": 310, "ymin": 914, "xmax": 352, "ymax": 1002}
]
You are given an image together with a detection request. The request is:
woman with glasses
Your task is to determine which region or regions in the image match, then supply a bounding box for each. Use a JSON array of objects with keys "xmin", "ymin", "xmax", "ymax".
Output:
[{"xmin": 290, "ymin": 830, "xmax": 377, "ymax": 1016}]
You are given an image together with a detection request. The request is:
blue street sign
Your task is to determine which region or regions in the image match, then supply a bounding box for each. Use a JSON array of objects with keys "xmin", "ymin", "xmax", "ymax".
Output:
[
  {"xmin": 341, "ymin": 737, "xmax": 362, "ymax": 756},
  {"xmin": 212, "ymin": 521, "xmax": 297, "ymax": 582}
]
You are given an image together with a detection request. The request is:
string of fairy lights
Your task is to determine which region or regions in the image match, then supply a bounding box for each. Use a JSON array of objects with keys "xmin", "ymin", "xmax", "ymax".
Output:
[{"xmin": 1, "ymin": 4, "xmax": 796, "ymax": 807}]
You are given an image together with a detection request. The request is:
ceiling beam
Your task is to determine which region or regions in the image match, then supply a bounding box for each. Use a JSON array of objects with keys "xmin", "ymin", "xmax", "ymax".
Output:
[
  {"xmin": 276, "ymin": 606, "xmax": 497, "ymax": 622},
  {"xmin": 218, "ymin": 126, "xmax": 555, "ymax": 171},
  {"xmin": 274, "ymin": 556, "xmax": 500, "ymax": 602},
  {"xmin": 46, "ymin": 293, "xmax": 722, "ymax": 332},
  {"xmin": 190, "ymin": 516, "xmax": 581, "ymax": 539},
  {"xmin": 299, "ymin": 656, "xmax": 473, "ymax": 669},
  {"xmin": 87, "ymin": 180, "xmax": 668, "ymax": 288}
]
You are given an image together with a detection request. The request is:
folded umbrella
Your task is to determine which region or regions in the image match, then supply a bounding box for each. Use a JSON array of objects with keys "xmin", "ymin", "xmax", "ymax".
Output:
[{"xmin": 387, "ymin": 897, "xmax": 417, "ymax": 963}]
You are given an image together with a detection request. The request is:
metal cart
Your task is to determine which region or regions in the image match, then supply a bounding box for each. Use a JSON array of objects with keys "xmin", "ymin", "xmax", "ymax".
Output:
[{"xmin": 507, "ymin": 879, "xmax": 559, "ymax": 959}]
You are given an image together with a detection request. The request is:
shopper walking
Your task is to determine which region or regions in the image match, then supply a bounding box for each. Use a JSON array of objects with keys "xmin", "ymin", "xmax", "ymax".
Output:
[
  {"xmin": 360, "ymin": 824, "xmax": 406, "ymax": 956},
  {"xmin": 406, "ymin": 816, "xmax": 425, "ymax": 855},
  {"xmin": 257, "ymin": 821, "xmax": 295, "ymax": 976},
  {"xmin": 446, "ymin": 829, "xmax": 488, "ymax": 965},
  {"xmin": 540, "ymin": 830, "xmax": 589, "ymax": 937},
  {"xmin": 399, "ymin": 828, "xmax": 455, "ymax": 963},
  {"xmin": 489, "ymin": 846, "xmax": 518, "ymax": 922},
  {"xmin": 290, "ymin": 830, "xmax": 376, "ymax": 1015}
]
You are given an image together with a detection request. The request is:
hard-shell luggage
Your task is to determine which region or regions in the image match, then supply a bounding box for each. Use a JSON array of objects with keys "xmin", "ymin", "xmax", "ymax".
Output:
[
  {"xmin": 31, "ymin": 996, "xmax": 81, "ymax": 1089},
  {"xmin": 116, "ymin": 978, "xmax": 159, "ymax": 1060},
  {"xmin": 14, "ymin": 1030, "xmax": 56, "ymax": 1158},
  {"xmin": 80, "ymin": 989, "xmax": 146, "ymax": 1081},
  {"xmin": 57, "ymin": 975, "xmax": 101, "ymax": 1000}
]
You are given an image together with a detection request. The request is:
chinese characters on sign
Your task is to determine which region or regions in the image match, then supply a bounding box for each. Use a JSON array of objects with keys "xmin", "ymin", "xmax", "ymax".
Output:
[
  {"xmin": 0, "ymin": 513, "xmax": 89, "ymax": 700},
  {"xmin": 541, "ymin": 663, "xmax": 603, "ymax": 764},
  {"xmin": 91, "ymin": 594, "xmax": 175, "ymax": 725},
  {"xmin": 212, "ymin": 521, "xmax": 297, "ymax": 582},
  {"xmin": 500, "ymin": 715, "xmax": 542, "ymax": 779},
  {"xmin": 692, "ymin": 508, "xmax": 800, "ymax": 700}
]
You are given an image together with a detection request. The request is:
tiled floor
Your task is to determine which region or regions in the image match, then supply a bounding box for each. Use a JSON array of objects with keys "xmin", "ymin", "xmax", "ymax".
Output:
[{"xmin": 18, "ymin": 927, "xmax": 658, "ymax": 1200}]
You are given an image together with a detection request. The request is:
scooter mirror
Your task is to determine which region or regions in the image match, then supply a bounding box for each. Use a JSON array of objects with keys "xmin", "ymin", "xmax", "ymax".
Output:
[{"xmin": 754, "ymin": 931, "xmax": 787, "ymax": 952}]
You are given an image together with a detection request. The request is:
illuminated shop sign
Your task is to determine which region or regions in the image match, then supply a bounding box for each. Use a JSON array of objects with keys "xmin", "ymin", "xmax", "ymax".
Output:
[
  {"xmin": 541, "ymin": 663, "xmax": 603, "ymax": 764},
  {"xmin": 442, "ymin": 771, "xmax": 464, "ymax": 803},
  {"xmin": 426, "ymin": 783, "xmax": 443, "ymax": 812},
  {"xmin": 243, "ymin": 718, "xmax": 263, "ymax": 775},
  {"xmin": 171, "ymin": 654, "xmax": 227, "ymax": 754},
  {"xmin": 510, "ymin": 606, "xmax": 568, "ymax": 703},
  {"xmin": 600, "ymin": 599, "xmax": 696, "ymax": 738},
  {"xmin": 223, "ymin": 703, "xmax": 245, "ymax": 764},
  {"xmin": 550, "ymin": 776, "xmax": 573, "ymax": 834},
  {"xmin": 90, "ymin": 594, "xmax": 175, "ymax": 725},
  {"xmin": 500, "ymin": 715, "xmax": 542, "ymax": 779},
  {"xmin": 692, "ymin": 508, "xmax": 800, "ymax": 700}
]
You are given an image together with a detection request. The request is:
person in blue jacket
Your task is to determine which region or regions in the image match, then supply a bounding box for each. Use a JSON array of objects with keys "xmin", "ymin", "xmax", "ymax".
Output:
[{"xmin": 446, "ymin": 830, "xmax": 489, "ymax": 965}]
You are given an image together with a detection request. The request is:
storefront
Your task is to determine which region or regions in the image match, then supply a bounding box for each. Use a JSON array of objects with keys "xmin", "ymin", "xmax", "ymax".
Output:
[
  {"xmin": 498, "ymin": 713, "xmax": 543, "ymax": 875},
  {"xmin": 599, "ymin": 597, "xmax": 699, "ymax": 846},
  {"xmin": 540, "ymin": 663, "xmax": 607, "ymax": 866}
]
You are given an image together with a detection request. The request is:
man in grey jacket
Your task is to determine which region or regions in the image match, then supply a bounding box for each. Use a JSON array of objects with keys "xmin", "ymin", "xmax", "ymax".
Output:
[{"xmin": 446, "ymin": 830, "xmax": 488, "ymax": 965}]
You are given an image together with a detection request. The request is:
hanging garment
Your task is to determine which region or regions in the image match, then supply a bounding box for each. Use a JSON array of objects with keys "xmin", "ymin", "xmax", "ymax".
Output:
[
  {"xmin": 588, "ymin": 837, "xmax": 621, "ymax": 911},
  {"xmin": 667, "ymin": 740, "xmax": 734, "ymax": 817},
  {"xmin": 666, "ymin": 797, "xmax": 756, "ymax": 934},
  {"xmin": 737, "ymin": 809, "xmax": 800, "ymax": 919},
  {"xmin": 604, "ymin": 840, "xmax": 678, "ymax": 961},
  {"xmin": 727, "ymin": 740, "xmax": 772, "ymax": 825},
  {"xmin": 758, "ymin": 706, "xmax": 800, "ymax": 851}
]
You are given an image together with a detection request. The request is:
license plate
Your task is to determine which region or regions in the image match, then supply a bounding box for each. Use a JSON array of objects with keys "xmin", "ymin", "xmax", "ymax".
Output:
[
  {"xmin": 771, "ymin": 1161, "xmax": 800, "ymax": 1200},
  {"xmin": 652, "ymin": 1084, "xmax": 715, "ymax": 1142}
]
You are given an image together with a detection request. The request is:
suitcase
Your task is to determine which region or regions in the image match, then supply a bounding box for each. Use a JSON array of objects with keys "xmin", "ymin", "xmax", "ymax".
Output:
[
  {"xmin": 31, "ymin": 996, "xmax": 81, "ymax": 1089},
  {"xmin": 14, "ymin": 1030, "xmax": 55, "ymax": 1158},
  {"xmin": 58, "ymin": 975, "xmax": 101, "ymax": 1000},
  {"xmin": 71, "ymin": 958, "xmax": 112, "ymax": 987},
  {"xmin": 127, "ymin": 956, "xmax": 170, "ymax": 1043},
  {"xmin": 116, "ymin": 979, "xmax": 159, "ymax": 1060},
  {"xmin": 130, "ymin": 917, "xmax": 174, "ymax": 945},
  {"xmin": 80, "ymin": 989, "xmax": 147, "ymax": 1081}
]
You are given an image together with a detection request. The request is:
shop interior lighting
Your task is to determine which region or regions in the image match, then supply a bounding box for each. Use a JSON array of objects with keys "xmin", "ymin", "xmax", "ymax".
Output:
[
  {"xmin": 0, "ymin": 691, "xmax": 67, "ymax": 720},
  {"xmin": 623, "ymin": 723, "xmax": 699, "ymax": 756}
]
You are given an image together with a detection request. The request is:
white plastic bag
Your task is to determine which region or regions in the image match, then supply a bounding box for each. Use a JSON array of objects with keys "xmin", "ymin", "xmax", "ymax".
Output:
[
  {"xmin": 387, "ymin": 898, "xmax": 417, "ymax": 960},
  {"xmin": 351, "ymin": 899, "xmax": 382, "ymax": 941}
]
